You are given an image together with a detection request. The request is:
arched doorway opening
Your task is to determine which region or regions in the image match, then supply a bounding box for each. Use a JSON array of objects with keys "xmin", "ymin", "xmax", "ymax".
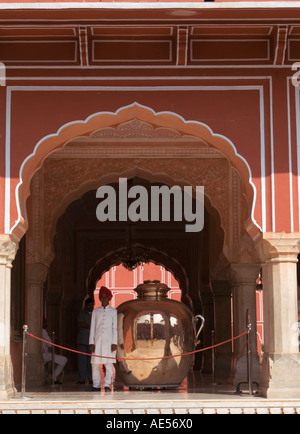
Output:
[{"xmin": 43, "ymin": 178, "xmax": 213, "ymax": 375}]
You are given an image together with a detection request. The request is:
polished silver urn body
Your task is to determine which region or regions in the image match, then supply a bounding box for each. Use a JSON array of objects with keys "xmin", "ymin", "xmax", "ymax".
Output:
[{"xmin": 116, "ymin": 280, "xmax": 203, "ymax": 389}]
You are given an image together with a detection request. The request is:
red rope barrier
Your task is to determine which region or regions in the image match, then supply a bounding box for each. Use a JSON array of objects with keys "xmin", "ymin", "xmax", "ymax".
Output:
[{"xmin": 28, "ymin": 331, "xmax": 248, "ymax": 362}]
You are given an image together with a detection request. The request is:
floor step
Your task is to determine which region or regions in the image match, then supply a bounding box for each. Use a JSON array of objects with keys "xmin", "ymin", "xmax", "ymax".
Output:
[{"xmin": 1, "ymin": 395, "xmax": 300, "ymax": 415}]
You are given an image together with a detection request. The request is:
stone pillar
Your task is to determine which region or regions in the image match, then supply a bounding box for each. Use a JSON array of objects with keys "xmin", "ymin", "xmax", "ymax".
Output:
[
  {"xmin": 230, "ymin": 263, "xmax": 261, "ymax": 387},
  {"xmin": 25, "ymin": 263, "xmax": 48, "ymax": 388},
  {"xmin": 0, "ymin": 235, "xmax": 18, "ymax": 399},
  {"xmin": 261, "ymin": 233, "xmax": 300, "ymax": 398},
  {"xmin": 211, "ymin": 280, "xmax": 232, "ymax": 382}
]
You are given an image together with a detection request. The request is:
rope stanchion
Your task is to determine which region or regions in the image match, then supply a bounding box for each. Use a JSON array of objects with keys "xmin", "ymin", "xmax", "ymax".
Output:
[
  {"xmin": 51, "ymin": 331, "xmax": 55, "ymax": 385},
  {"xmin": 210, "ymin": 330, "xmax": 217, "ymax": 386},
  {"xmin": 27, "ymin": 330, "xmax": 248, "ymax": 362},
  {"xmin": 21, "ymin": 325, "xmax": 28, "ymax": 398},
  {"xmin": 15, "ymin": 325, "xmax": 248, "ymax": 399},
  {"xmin": 235, "ymin": 309, "xmax": 259, "ymax": 396},
  {"xmin": 21, "ymin": 327, "xmax": 247, "ymax": 395},
  {"xmin": 19, "ymin": 322, "xmax": 249, "ymax": 396},
  {"xmin": 20, "ymin": 325, "xmax": 32, "ymax": 400}
]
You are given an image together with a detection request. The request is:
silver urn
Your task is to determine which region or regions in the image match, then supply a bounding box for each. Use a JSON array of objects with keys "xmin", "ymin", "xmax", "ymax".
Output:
[{"xmin": 116, "ymin": 280, "xmax": 204, "ymax": 389}]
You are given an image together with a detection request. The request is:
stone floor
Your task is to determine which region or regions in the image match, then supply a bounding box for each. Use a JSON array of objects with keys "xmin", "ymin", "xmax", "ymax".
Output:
[{"xmin": 1, "ymin": 371, "xmax": 300, "ymax": 414}]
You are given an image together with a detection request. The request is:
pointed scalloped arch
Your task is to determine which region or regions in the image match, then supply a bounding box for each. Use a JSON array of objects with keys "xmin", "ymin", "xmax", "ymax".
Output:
[
  {"xmin": 11, "ymin": 102, "xmax": 260, "ymax": 241},
  {"xmin": 87, "ymin": 246, "xmax": 189, "ymax": 299}
]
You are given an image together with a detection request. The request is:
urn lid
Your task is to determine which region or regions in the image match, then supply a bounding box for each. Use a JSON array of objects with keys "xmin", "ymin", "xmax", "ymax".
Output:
[{"xmin": 135, "ymin": 280, "xmax": 170, "ymax": 299}]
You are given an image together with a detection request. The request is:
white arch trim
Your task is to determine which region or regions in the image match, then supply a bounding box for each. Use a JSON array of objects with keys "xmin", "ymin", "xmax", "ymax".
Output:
[{"xmin": 8, "ymin": 101, "xmax": 262, "ymax": 236}]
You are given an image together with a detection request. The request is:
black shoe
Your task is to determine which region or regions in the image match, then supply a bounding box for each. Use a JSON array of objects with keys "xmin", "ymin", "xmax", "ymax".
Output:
[
  {"xmin": 54, "ymin": 381, "xmax": 63, "ymax": 385},
  {"xmin": 104, "ymin": 387, "xmax": 111, "ymax": 392},
  {"xmin": 89, "ymin": 386, "xmax": 100, "ymax": 392},
  {"xmin": 77, "ymin": 380, "xmax": 85, "ymax": 384}
]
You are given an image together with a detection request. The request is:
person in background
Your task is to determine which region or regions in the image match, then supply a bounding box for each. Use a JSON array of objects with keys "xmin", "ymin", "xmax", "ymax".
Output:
[
  {"xmin": 42, "ymin": 318, "xmax": 68, "ymax": 384},
  {"xmin": 89, "ymin": 286, "xmax": 117, "ymax": 392},
  {"xmin": 77, "ymin": 297, "xmax": 94, "ymax": 385}
]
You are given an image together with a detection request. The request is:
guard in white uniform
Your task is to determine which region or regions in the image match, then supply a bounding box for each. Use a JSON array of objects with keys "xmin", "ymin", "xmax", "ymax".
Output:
[{"xmin": 89, "ymin": 286, "xmax": 117, "ymax": 391}]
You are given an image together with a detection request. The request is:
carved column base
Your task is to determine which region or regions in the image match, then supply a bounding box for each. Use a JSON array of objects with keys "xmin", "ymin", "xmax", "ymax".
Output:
[
  {"xmin": 0, "ymin": 355, "xmax": 16, "ymax": 399},
  {"xmin": 260, "ymin": 353, "xmax": 300, "ymax": 398}
]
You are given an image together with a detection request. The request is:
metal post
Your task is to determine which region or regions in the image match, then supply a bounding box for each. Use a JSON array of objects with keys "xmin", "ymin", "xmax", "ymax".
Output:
[
  {"xmin": 51, "ymin": 331, "xmax": 55, "ymax": 384},
  {"xmin": 211, "ymin": 330, "xmax": 217, "ymax": 385},
  {"xmin": 235, "ymin": 309, "xmax": 259, "ymax": 395},
  {"xmin": 246, "ymin": 309, "xmax": 253, "ymax": 396},
  {"xmin": 21, "ymin": 325, "xmax": 28, "ymax": 398}
]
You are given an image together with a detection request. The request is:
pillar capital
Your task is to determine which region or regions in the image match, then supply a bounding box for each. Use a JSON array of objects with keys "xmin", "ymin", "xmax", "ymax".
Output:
[
  {"xmin": 230, "ymin": 263, "xmax": 261, "ymax": 285},
  {"xmin": 211, "ymin": 279, "xmax": 232, "ymax": 297},
  {"xmin": 263, "ymin": 232, "xmax": 300, "ymax": 263},
  {"xmin": 26, "ymin": 262, "xmax": 49, "ymax": 286},
  {"xmin": 0, "ymin": 235, "xmax": 19, "ymax": 267}
]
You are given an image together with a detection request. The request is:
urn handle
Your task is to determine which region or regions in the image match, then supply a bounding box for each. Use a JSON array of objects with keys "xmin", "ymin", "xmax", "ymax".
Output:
[{"xmin": 193, "ymin": 314, "xmax": 205, "ymax": 346}]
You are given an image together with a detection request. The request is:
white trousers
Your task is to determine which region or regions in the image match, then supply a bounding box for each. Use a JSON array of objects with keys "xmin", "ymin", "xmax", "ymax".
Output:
[
  {"xmin": 43, "ymin": 354, "xmax": 68, "ymax": 381},
  {"xmin": 92, "ymin": 364, "xmax": 113, "ymax": 388}
]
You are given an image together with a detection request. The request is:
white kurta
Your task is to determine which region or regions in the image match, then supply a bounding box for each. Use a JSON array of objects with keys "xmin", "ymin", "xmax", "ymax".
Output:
[{"xmin": 89, "ymin": 306, "xmax": 117, "ymax": 365}]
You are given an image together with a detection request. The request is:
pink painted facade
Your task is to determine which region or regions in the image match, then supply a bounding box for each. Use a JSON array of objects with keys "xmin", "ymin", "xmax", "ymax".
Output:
[
  {"xmin": 0, "ymin": 1, "xmax": 299, "ymax": 399},
  {"xmin": 1, "ymin": 15, "xmax": 300, "ymax": 238}
]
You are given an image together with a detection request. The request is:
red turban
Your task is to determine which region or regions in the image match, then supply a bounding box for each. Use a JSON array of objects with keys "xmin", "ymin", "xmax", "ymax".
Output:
[{"xmin": 99, "ymin": 286, "xmax": 112, "ymax": 301}]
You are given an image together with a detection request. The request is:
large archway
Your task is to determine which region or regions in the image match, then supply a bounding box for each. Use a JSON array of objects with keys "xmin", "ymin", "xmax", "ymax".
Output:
[{"xmin": 10, "ymin": 104, "xmax": 262, "ymax": 389}]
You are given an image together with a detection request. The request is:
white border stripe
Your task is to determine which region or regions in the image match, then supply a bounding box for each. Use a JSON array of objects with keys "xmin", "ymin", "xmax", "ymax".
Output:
[
  {"xmin": 0, "ymin": 2, "xmax": 299, "ymax": 9},
  {"xmin": 259, "ymin": 87, "xmax": 267, "ymax": 233},
  {"xmin": 269, "ymin": 77, "xmax": 276, "ymax": 232},
  {"xmin": 287, "ymin": 77, "xmax": 294, "ymax": 233},
  {"xmin": 4, "ymin": 88, "xmax": 11, "ymax": 234},
  {"xmin": 296, "ymin": 86, "xmax": 300, "ymax": 232}
]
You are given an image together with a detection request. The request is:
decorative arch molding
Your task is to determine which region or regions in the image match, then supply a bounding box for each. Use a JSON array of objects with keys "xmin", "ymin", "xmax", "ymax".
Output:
[{"xmin": 12, "ymin": 102, "xmax": 260, "ymax": 246}]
